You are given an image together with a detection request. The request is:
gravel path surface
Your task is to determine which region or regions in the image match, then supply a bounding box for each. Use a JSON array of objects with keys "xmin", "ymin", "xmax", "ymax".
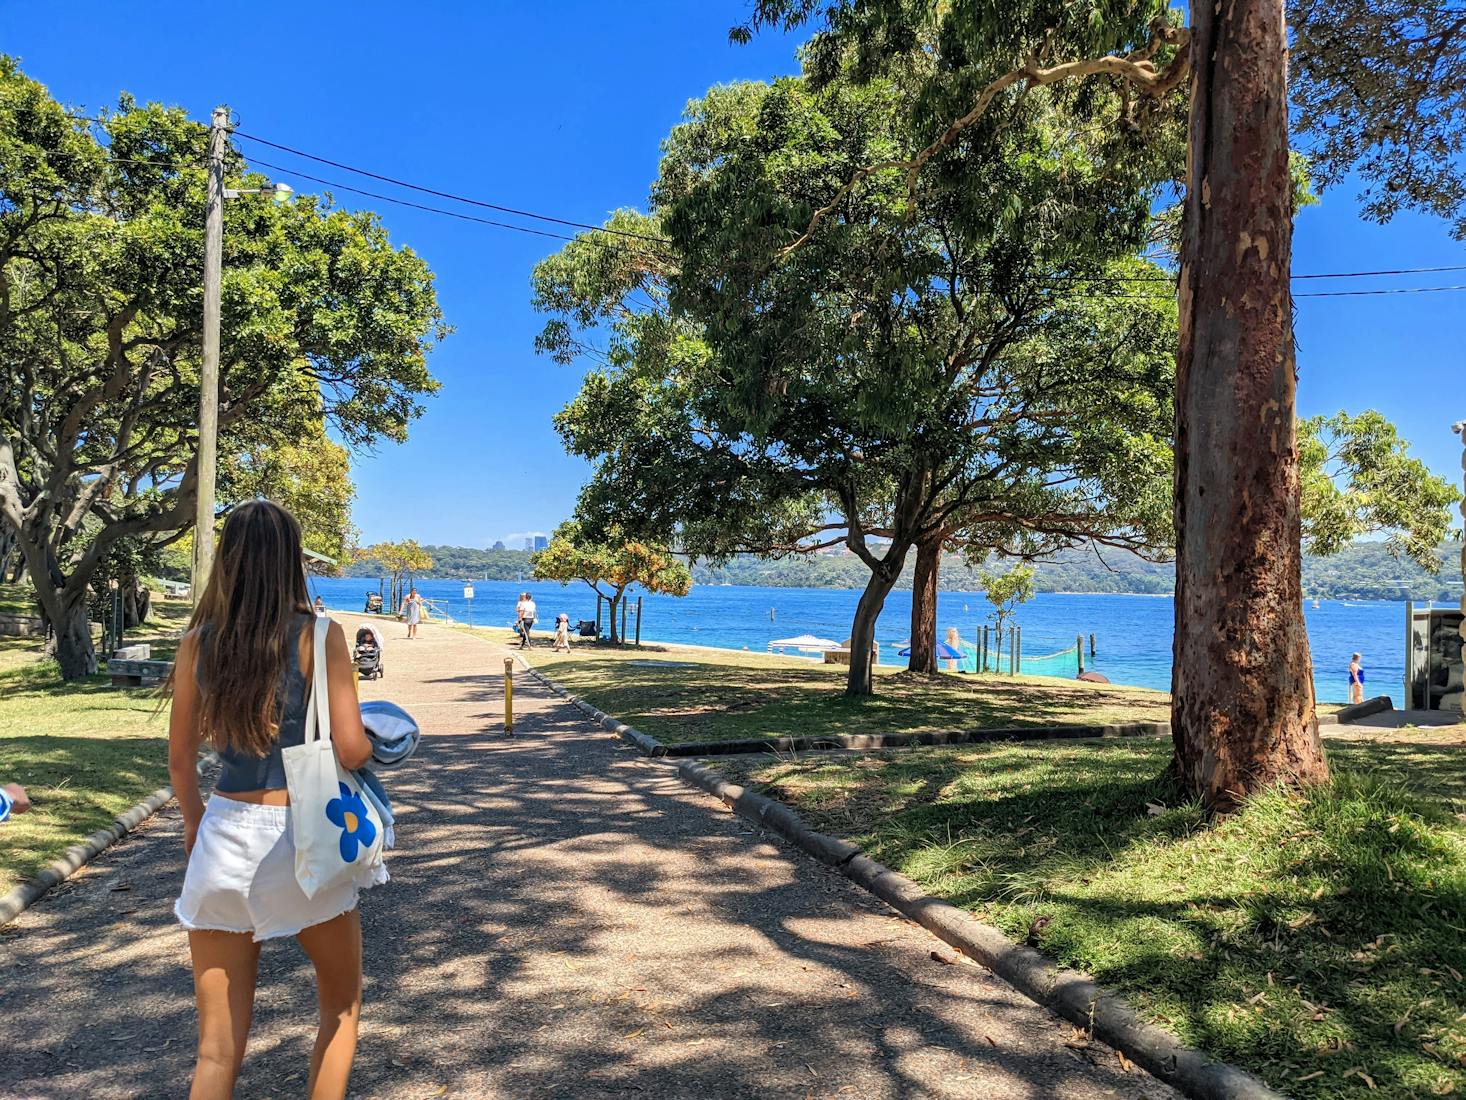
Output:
[{"xmin": 0, "ymin": 616, "xmax": 1179, "ymax": 1099}]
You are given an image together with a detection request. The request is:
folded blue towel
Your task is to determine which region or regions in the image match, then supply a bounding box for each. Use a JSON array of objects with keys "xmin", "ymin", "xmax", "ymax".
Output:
[
  {"xmin": 353, "ymin": 701, "xmax": 420, "ymax": 849},
  {"xmin": 360, "ymin": 700, "xmax": 420, "ymax": 768}
]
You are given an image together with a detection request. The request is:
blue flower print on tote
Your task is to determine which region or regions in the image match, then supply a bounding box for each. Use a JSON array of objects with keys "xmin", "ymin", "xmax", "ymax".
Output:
[{"xmin": 325, "ymin": 781, "xmax": 377, "ymax": 862}]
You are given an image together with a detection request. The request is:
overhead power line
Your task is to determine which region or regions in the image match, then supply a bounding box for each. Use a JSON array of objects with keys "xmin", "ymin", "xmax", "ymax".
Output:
[
  {"xmin": 11, "ymin": 112, "xmax": 1465, "ymax": 290},
  {"xmin": 242, "ymin": 156, "xmax": 591, "ymax": 243},
  {"xmin": 1294, "ymin": 283, "xmax": 1466, "ymax": 298},
  {"xmin": 233, "ymin": 130, "xmax": 671, "ymax": 245}
]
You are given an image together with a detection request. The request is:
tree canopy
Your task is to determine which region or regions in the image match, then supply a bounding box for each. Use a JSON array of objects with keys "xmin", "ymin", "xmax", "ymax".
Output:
[
  {"xmin": 538, "ymin": 69, "xmax": 1180, "ymax": 694},
  {"xmin": 1300, "ymin": 410, "xmax": 1462, "ymax": 570},
  {"xmin": 531, "ymin": 522, "xmax": 692, "ymax": 644},
  {"xmin": 0, "ymin": 58, "xmax": 446, "ymax": 675}
]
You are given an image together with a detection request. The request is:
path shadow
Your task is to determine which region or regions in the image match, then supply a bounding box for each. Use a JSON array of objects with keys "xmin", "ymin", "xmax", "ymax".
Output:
[{"xmin": 1, "ymin": 677, "xmax": 1166, "ymax": 1099}]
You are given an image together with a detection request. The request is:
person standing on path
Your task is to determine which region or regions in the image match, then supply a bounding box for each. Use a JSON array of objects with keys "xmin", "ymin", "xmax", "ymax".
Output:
[
  {"xmin": 515, "ymin": 591, "xmax": 537, "ymax": 649},
  {"xmin": 1348, "ymin": 652, "xmax": 1365, "ymax": 704},
  {"xmin": 401, "ymin": 588, "xmax": 423, "ymax": 640},
  {"xmin": 167, "ymin": 501, "xmax": 379, "ymax": 1100}
]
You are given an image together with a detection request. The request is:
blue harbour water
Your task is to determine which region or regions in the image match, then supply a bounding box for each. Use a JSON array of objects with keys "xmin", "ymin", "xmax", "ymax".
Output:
[{"xmin": 309, "ymin": 575, "xmax": 1408, "ymax": 706}]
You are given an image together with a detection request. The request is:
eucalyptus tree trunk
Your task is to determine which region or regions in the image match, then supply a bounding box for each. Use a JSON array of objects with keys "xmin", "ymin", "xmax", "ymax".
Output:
[
  {"xmin": 906, "ymin": 529, "xmax": 945, "ymax": 674},
  {"xmin": 1171, "ymin": 0, "xmax": 1328, "ymax": 811}
]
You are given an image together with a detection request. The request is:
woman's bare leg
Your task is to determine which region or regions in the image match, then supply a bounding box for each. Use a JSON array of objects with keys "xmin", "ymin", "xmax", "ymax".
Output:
[
  {"xmin": 296, "ymin": 908, "xmax": 363, "ymax": 1100},
  {"xmin": 188, "ymin": 930, "xmax": 261, "ymax": 1100}
]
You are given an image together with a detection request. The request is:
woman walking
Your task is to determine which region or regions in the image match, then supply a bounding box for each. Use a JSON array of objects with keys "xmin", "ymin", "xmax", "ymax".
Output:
[
  {"xmin": 169, "ymin": 501, "xmax": 381, "ymax": 1100},
  {"xmin": 401, "ymin": 587, "xmax": 423, "ymax": 640}
]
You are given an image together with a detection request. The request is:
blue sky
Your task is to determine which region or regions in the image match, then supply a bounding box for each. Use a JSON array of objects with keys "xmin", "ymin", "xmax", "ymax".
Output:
[{"xmin": 6, "ymin": 1, "xmax": 1461, "ymax": 546}]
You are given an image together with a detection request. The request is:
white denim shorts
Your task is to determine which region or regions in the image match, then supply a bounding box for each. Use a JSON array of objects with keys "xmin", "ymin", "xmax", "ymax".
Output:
[{"xmin": 175, "ymin": 795, "xmax": 384, "ymax": 942}]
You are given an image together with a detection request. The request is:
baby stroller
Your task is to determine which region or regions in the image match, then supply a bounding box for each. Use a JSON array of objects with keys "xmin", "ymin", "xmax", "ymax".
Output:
[
  {"xmin": 354, "ymin": 624, "xmax": 386, "ymax": 680},
  {"xmin": 364, "ymin": 591, "xmax": 384, "ymax": 614}
]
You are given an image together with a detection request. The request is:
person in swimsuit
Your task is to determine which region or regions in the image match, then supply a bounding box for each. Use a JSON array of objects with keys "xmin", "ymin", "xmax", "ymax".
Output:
[
  {"xmin": 168, "ymin": 500, "xmax": 377, "ymax": 1100},
  {"xmin": 1348, "ymin": 652, "xmax": 1365, "ymax": 704},
  {"xmin": 401, "ymin": 588, "xmax": 422, "ymax": 640}
]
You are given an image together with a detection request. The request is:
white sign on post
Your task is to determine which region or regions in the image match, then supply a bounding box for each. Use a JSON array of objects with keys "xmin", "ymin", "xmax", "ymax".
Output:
[{"xmin": 463, "ymin": 585, "xmax": 475, "ymax": 600}]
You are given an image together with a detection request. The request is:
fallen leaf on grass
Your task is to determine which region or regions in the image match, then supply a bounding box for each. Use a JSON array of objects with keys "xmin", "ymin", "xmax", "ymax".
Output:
[
  {"xmin": 1115, "ymin": 1050, "xmax": 1132, "ymax": 1072},
  {"xmin": 1145, "ymin": 802, "xmax": 1167, "ymax": 816},
  {"xmin": 1294, "ymin": 1071, "xmax": 1325, "ymax": 1082},
  {"xmin": 623, "ymin": 1029, "xmax": 644, "ymax": 1040},
  {"xmin": 1342, "ymin": 1067, "xmax": 1377, "ymax": 1089}
]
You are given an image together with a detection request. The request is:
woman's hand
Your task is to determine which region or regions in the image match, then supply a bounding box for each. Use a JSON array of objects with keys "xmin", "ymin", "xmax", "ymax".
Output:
[{"xmin": 1, "ymin": 782, "xmax": 30, "ymax": 817}]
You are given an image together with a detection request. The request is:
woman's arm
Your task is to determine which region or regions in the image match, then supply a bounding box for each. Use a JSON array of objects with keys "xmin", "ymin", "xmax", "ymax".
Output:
[
  {"xmin": 168, "ymin": 632, "xmax": 207, "ymax": 854},
  {"xmin": 325, "ymin": 621, "xmax": 374, "ymax": 770}
]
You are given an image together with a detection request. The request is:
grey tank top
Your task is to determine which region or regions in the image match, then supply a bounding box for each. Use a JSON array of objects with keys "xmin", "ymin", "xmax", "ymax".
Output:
[{"xmin": 206, "ymin": 613, "xmax": 314, "ymax": 793}]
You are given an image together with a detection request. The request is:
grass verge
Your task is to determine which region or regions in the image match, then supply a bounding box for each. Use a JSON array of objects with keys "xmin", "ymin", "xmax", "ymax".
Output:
[
  {"xmin": 510, "ymin": 634, "xmax": 1169, "ymax": 744},
  {"xmin": 714, "ymin": 739, "xmax": 1466, "ymax": 1099},
  {"xmin": 0, "ymin": 596, "xmax": 192, "ymax": 895}
]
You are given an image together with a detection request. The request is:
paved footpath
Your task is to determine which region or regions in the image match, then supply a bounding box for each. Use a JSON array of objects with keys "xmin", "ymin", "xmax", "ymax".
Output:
[{"xmin": 0, "ymin": 616, "xmax": 1178, "ymax": 1100}]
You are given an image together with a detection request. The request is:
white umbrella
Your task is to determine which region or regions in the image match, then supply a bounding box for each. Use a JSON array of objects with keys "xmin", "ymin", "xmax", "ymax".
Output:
[{"xmin": 767, "ymin": 634, "xmax": 841, "ymax": 651}]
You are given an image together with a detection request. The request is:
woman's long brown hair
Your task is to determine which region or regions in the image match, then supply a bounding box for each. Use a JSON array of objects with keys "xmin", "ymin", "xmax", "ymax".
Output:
[{"xmin": 180, "ymin": 500, "xmax": 313, "ymax": 757}]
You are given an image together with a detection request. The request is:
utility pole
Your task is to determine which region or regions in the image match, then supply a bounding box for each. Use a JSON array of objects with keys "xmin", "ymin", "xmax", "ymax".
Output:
[{"xmin": 192, "ymin": 105, "xmax": 230, "ymax": 603}]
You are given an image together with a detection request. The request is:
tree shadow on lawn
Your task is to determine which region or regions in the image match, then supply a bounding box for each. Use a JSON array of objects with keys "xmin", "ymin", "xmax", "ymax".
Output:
[
  {"xmin": 1326, "ymin": 739, "xmax": 1466, "ymax": 811},
  {"xmin": 1, "ymin": 733, "xmax": 170, "ymax": 886},
  {"xmin": 3, "ymin": 695, "xmax": 1163, "ymax": 1100},
  {"xmin": 740, "ymin": 742, "xmax": 1466, "ymax": 1097},
  {"xmin": 547, "ymin": 659, "xmax": 1167, "ymax": 745}
]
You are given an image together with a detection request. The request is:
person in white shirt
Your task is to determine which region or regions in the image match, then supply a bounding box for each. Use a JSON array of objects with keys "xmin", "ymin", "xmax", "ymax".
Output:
[{"xmin": 515, "ymin": 593, "xmax": 537, "ymax": 649}]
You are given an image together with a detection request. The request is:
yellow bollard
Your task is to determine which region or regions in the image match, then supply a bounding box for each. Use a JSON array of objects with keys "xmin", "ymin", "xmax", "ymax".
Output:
[{"xmin": 503, "ymin": 657, "xmax": 514, "ymax": 736}]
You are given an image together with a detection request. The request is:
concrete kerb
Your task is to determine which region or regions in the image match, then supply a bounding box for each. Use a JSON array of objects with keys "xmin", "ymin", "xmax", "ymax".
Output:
[
  {"xmin": 675, "ymin": 758, "xmax": 1285, "ymax": 1100},
  {"xmin": 516, "ymin": 652, "xmax": 1284, "ymax": 1099},
  {"xmin": 515, "ymin": 656, "xmax": 1169, "ymax": 758},
  {"xmin": 0, "ymin": 752, "xmax": 218, "ymax": 927}
]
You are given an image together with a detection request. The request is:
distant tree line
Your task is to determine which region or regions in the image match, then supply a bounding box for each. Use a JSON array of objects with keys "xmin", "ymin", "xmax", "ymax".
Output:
[{"xmin": 344, "ymin": 540, "xmax": 1463, "ymax": 602}]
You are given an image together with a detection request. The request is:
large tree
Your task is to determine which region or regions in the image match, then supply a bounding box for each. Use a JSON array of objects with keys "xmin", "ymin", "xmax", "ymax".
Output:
[
  {"xmin": 0, "ymin": 60, "xmax": 445, "ymax": 676},
  {"xmin": 531, "ymin": 522, "xmax": 693, "ymax": 644},
  {"xmin": 538, "ymin": 74, "xmax": 1178, "ymax": 695},
  {"xmin": 735, "ymin": 0, "xmax": 1466, "ymax": 805}
]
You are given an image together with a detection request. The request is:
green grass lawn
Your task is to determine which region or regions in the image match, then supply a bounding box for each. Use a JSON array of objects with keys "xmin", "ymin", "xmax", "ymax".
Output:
[
  {"xmin": 0, "ymin": 595, "xmax": 193, "ymax": 895},
  {"xmin": 512, "ymin": 635, "xmax": 1171, "ymax": 744},
  {"xmin": 715, "ymin": 737, "xmax": 1466, "ymax": 1099},
  {"xmin": 0, "ymin": 582, "xmax": 38, "ymax": 616}
]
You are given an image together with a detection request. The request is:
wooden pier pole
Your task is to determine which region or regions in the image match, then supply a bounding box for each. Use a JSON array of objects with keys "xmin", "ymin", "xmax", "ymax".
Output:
[
  {"xmin": 1089, "ymin": 633, "xmax": 1096, "ymax": 657},
  {"xmin": 635, "ymin": 596, "xmax": 643, "ymax": 647},
  {"xmin": 1077, "ymin": 635, "xmax": 1085, "ymax": 676}
]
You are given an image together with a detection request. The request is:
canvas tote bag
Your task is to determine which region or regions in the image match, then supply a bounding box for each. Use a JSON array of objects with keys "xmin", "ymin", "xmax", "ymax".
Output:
[{"xmin": 284, "ymin": 616, "xmax": 385, "ymax": 898}]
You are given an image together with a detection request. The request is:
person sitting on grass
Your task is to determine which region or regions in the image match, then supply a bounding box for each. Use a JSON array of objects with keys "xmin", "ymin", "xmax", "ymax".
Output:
[{"xmin": 0, "ymin": 782, "xmax": 31, "ymax": 822}]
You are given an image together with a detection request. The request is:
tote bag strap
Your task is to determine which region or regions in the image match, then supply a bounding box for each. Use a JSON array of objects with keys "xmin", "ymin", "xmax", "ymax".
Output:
[{"xmin": 302, "ymin": 616, "xmax": 333, "ymax": 747}]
